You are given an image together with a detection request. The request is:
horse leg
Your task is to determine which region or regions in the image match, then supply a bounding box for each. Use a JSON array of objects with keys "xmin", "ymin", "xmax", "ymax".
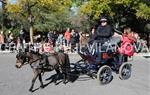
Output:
[
  {"xmin": 56, "ymin": 66, "xmax": 67, "ymax": 84},
  {"xmin": 38, "ymin": 72, "xmax": 44, "ymax": 88},
  {"xmin": 63, "ymin": 73, "xmax": 67, "ymax": 84},
  {"xmin": 54, "ymin": 69, "xmax": 60, "ymax": 85},
  {"xmin": 60, "ymin": 54, "xmax": 70, "ymax": 84},
  {"xmin": 62, "ymin": 67, "xmax": 68, "ymax": 84},
  {"xmin": 66, "ymin": 65, "xmax": 71, "ymax": 83},
  {"xmin": 63, "ymin": 54, "xmax": 71, "ymax": 83},
  {"xmin": 29, "ymin": 69, "xmax": 39, "ymax": 92}
]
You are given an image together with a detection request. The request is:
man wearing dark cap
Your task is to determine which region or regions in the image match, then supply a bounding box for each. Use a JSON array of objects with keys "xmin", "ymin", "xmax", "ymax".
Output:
[
  {"xmin": 81, "ymin": 17, "xmax": 114, "ymax": 55},
  {"xmin": 91, "ymin": 17, "xmax": 113, "ymax": 43}
]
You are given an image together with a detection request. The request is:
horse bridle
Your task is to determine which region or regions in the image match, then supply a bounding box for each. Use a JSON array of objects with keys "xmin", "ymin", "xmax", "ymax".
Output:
[{"xmin": 16, "ymin": 51, "xmax": 30, "ymax": 66}]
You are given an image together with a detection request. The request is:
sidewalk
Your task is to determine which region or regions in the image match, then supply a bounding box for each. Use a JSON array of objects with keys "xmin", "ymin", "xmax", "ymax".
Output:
[
  {"xmin": 134, "ymin": 52, "xmax": 150, "ymax": 56},
  {"xmin": 0, "ymin": 49, "xmax": 150, "ymax": 57},
  {"xmin": 0, "ymin": 50, "xmax": 16, "ymax": 54}
]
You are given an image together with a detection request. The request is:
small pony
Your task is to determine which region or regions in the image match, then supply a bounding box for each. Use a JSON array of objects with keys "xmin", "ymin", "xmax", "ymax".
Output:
[{"xmin": 15, "ymin": 48, "xmax": 70, "ymax": 92}]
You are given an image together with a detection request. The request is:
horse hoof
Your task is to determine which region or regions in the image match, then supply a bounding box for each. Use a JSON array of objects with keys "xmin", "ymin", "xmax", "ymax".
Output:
[
  {"xmin": 40, "ymin": 85, "xmax": 44, "ymax": 89},
  {"xmin": 54, "ymin": 82, "xmax": 57, "ymax": 85},
  {"xmin": 63, "ymin": 81, "xmax": 66, "ymax": 84},
  {"xmin": 63, "ymin": 80, "xmax": 68, "ymax": 84},
  {"xmin": 29, "ymin": 88, "xmax": 33, "ymax": 92}
]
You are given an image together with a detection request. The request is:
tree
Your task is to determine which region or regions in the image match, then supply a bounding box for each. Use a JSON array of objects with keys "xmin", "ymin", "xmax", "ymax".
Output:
[
  {"xmin": 0, "ymin": 0, "xmax": 8, "ymax": 31},
  {"xmin": 80, "ymin": 0, "xmax": 150, "ymax": 19},
  {"xmin": 5, "ymin": 0, "xmax": 72, "ymax": 43},
  {"xmin": 79, "ymin": 0, "xmax": 150, "ymax": 47},
  {"xmin": 144, "ymin": 23, "xmax": 150, "ymax": 48}
]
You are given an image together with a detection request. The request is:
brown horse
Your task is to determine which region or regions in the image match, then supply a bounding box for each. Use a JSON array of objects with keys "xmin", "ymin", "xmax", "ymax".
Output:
[{"xmin": 15, "ymin": 50, "xmax": 70, "ymax": 92}]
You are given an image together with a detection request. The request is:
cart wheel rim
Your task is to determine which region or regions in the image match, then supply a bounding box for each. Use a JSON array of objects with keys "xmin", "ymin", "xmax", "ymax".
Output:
[
  {"xmin": 97, "ymin": 65, "xmax": 112, "ymax": 85},
  {"xmin": 119, "ymin": 63, "xmax": 131, "ymax": 80}
]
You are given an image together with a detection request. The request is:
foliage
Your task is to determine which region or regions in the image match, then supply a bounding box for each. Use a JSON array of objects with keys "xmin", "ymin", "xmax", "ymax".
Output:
[
  {"xmin": 0, "ymin": 0, "xmax": 150, "ymax": 37},
  {"xmin": 34, "ymin": 10, "xmax": 71, "ymax": 32},
  {"xmin": 79, "ymin": 0, "xmax": 150, "ymax": 20},
  {"xmin": 4, "ymin": 0, "xmax": 73, "ymax": 34},
  {"xmin": 136, "ymin": 3, "xmax": 150, "ymax": 20}
]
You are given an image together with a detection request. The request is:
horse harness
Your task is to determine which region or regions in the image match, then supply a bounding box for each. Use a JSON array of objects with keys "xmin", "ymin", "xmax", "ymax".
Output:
[{"xmin": 29, "ymin": 52, "xmax": 64, "ymax": 70}]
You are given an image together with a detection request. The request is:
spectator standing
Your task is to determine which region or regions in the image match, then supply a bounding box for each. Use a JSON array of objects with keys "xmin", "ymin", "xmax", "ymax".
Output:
[
  {"xmin": 89, "ymin": 28, "xmax": 95, "ymax": 38},
  {"xmin": 57, "ymin": 33, "xmax": 64, "ymax": 46},
  {"xmin": 70, "ymin": 29, "xmax": 76, "ymax": 52},
  {"xmin": 51, "ymin": 31, "xmax": 57, "ymax": 47},
  {"xmin": 80, "ymin": 32, "xmax": 88, "ymax": 49},
  {"xmin": 16, "ymin": 37, "xmax": 21, "ymax": 51},
  {"xmin": 47, "ymin": 31, "xmax": 57, "ymax": 47},
  {"xmin": 19, "ymin": 29, "xmax": 26, "ymax": 49},
  {"xmin": 0, "ymin": 31, "xmax": 4, "ymax": 44},
  {"xmin": 47, "ymin": 31, "xmax": 53, "ymax": 42},
  {"xmin": 71, "ymin": 29, "xmax": 75, "ymax": 36},
  {"xmin": 8, "ymin": 31, "xmax": 15, "ymax": 51},
  {"xmin": 75, "ymin": 32, "xmax": 80, "ymax": 52},
  {"xmin": 7, "ymin": 31, "xmax": 14, "ymax": 44},
  {"xmin": 0, "ymin": 31, "xmax": 4, "ymax": 51},
  {"xmin": 64, "ymin": 28, "xmax": 71, "ymax": 50}
]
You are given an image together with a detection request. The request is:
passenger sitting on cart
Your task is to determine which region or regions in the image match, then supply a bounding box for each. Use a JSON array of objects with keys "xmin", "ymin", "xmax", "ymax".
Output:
[{"xmin": 118, "ymin": 27, "xmax": 136, "ymax": 64}]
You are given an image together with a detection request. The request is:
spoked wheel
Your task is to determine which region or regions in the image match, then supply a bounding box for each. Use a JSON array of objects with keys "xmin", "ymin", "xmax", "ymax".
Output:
[
  {"xmin": 97, "ymin": 65, "xmax": 112, "ymax": 85},
  {"xmin": 119, "ymin": 63, "xmax": 131, "ymax": 80}
]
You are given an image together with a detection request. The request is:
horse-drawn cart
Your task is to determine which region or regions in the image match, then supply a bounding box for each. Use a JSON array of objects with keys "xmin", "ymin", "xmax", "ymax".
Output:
[
  {"xmin": 72, "ymin": 42, "xmax": 132, "ymax": 85},
  {"xmin": 15, "ymin": 38, "xmax": 134, "ymax": 92}
]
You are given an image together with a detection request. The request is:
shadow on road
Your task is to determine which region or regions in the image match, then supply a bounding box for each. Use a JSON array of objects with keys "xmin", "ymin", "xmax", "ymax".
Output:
[
  {"xmin": 143, "ymin": 56, "xmax": 150, "ymax": 58},
  {"xmin": 30, "ymin": 62, "xmax": 99, "ymax": 92},
  {"xmin": 45, "ymin": 71, "xmax": 79, "ymax": 84}
]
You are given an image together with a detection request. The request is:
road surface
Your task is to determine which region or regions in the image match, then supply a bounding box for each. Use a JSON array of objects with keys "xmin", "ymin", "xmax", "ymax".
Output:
[{"xmin": 0, "ymin": 53, "xmax": 149, "ymax": 95}]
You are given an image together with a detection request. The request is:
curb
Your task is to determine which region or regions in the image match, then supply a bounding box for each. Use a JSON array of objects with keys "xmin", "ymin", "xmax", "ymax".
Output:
[
  {"xmin": 134, "ymin": 53, "xmax": 150, "ymax": 56},
  {"xmin": 0, "ymin": 50, "xmax": 16, "ymax": 54}
]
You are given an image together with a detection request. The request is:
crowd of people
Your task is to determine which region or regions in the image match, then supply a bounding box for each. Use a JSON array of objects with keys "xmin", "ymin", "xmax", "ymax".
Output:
[
  {"xmin": 0, "ymin": 16, "xmax": 142, "ymax": 55},
  {"xmin": 0, "ymin": 30, "xmax": 16, "ymax": 51},
  {"xmin": 31, "ymin": 16, "xmax": 140, "ymax": 55},
  {"xmin": 35, "ymin": 28, "xmax": 84, "ymax": 53}
]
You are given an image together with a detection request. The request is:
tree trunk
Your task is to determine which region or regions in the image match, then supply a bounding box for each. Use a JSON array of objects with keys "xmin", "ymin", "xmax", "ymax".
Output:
[
  {"xmin": 1, "ymin": 0, "xmax": 7, "ymax": 31},
  {"xmin": 30, "ymin": 26, "xmax": 33, "ymax": 44}
]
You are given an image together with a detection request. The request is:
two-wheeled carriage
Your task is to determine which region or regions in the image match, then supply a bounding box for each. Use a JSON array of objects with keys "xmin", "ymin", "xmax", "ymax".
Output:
[{"xmin": 72, "ymin": 41, "xmax": 132, "ymax": 85}]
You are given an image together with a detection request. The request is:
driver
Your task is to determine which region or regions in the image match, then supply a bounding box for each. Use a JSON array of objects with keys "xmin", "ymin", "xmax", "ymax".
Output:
[
  {"xmin": 80, "ymin": 17, "xmax": 114, "ymax": 56},
  {"xmin": 89, "ymin": 17, "xmax": 113, "ymax": 44}
]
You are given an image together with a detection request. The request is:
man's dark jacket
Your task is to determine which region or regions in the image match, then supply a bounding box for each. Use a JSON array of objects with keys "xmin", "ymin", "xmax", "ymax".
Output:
[{"xmin": 91, "ymin": 25, "xmax": 113, "ymax": 43}]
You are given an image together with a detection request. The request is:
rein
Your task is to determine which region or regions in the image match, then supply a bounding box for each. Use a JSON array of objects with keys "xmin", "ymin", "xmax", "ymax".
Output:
[
  {"xmin": 29, "ymin": 57, "xmax": 42, "ymax": 64},
  {"xmin": 19, "ymin": 61, "xmax": 29, "ymax": 67},
  {"xmin": 23, "ymin": 53, "xmax": 43, "ymax": 68}
]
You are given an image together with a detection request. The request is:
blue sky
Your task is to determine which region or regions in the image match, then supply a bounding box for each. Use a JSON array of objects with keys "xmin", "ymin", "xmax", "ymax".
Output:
[
  {"xmin": 9, "ymin": 0, "xmax": 17, "ymax": 4},
  {"xmin": 0, "ymin": 0, "xmax": 16, "ymax": 7},
  {"xmin": 0, "ymin": 0, "xmax": 16, "ymax": 6}
]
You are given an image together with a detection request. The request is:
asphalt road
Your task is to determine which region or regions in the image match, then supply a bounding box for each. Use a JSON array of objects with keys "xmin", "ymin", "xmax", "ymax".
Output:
[{"xmin": 0, "ymin": 53, "xmax": 149, "ymax": 95}]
